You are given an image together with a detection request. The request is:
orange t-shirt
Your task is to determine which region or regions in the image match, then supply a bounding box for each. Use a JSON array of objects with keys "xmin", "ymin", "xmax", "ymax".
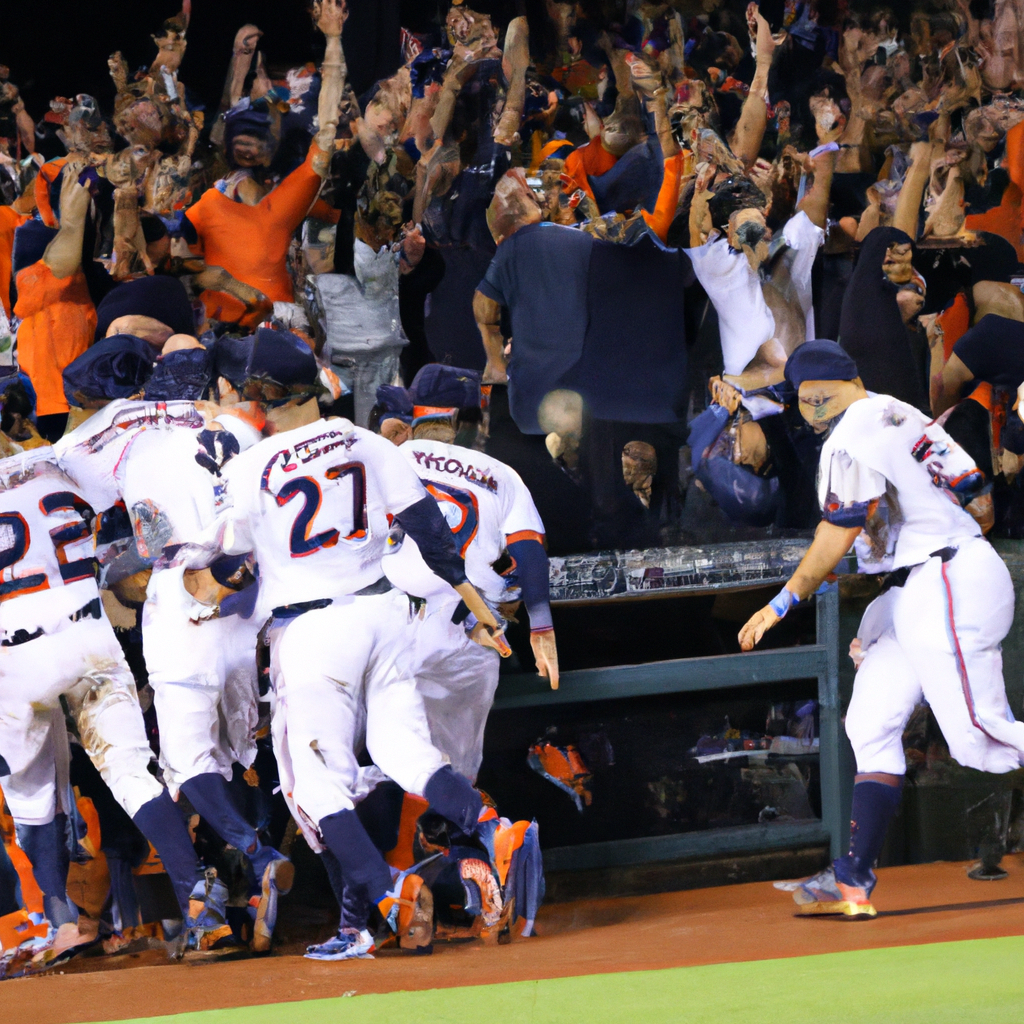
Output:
[
  {"xmin": 642, "ymin": 153, "xmax": 686, "ymax": 242},
  {"xmin": 34, "ymin": 158, "xmax": 67, "ymax": 229},
  {"xmin": 0, "ymin": 206, "xmax": 30, "ymax": 318},
  {"xmin": 561, "ymin": 140, "xmax": 619, "ymax": 201},
  {"xmin": 964, "ymin": 181, "xmax": 1023, "ymax": 261},
  {"xmin": 14, "ymin": 262, "xmax": 96, "ymax": 416},
  {"xmin": 936, "ymin": 292, "xmax": 971, "ymax": 361},
  {"xmin": 185, "ymin": 144, "xmax": 326, "ymax": 322}
]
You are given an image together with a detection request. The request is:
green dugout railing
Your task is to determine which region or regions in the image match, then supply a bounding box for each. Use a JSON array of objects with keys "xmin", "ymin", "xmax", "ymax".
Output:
[{"xmin": 492, "ymin": 540, "xmax": 845, "ymax": 872}]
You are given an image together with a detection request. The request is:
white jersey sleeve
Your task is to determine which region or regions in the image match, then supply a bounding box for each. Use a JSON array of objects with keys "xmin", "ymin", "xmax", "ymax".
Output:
[{"xmin": 499, "ymin": 464, "xmax": 546, "ymax": 541}]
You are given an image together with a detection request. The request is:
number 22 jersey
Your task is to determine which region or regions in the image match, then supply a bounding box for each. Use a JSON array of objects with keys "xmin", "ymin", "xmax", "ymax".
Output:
[
  {"xmin": 215, "ymin": 418, "xmax": 427, "ymax": 612},
  {"xmin": 0, "ymin": 449, "xmax": 99, "ymax": 636}
]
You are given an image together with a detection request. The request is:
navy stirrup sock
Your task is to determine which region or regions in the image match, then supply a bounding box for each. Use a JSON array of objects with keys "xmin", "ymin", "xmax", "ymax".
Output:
[
  {"xmin": 319, "ymin": 809, "xmax": 393, "ymax": 904},
  {"xmin": 180, "ymin": 773, "xmax": 257, "ymax": 854},
  {"xmin": 180, "ymin": 773, "xmax": 280, "ymax": 880},
  {"xmin": 17, "ymin": 815, "xmax": 76, "ymax": 928},
  {"xmin": 423, "ymin": 765, "xmax": 482, "ymax": 836},
  {"xmin": 132, "ymin": 791, "xmax": 203, "ymax": 915},
  {"xmin": 839, "ymin": 779, "xmax": 904, "ymax": 881}
]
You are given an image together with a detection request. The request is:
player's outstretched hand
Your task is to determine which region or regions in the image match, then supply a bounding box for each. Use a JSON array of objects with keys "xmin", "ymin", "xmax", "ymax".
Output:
[
  {"xmin": 738, "ymin": 605, "xmax": 780, "ymax": 651},
  {"xmin": 469, "ymin": 620, "xmax": 512, "ymax": 658},
  {"xmin": 530, "ymin": 629, "xmax": 560, "ymax": 690}
]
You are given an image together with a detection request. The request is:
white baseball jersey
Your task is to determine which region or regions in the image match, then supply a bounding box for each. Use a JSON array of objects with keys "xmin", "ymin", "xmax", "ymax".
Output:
[
  {"xmin": 215, "ymin": 417, "xmax": 426, "ymax": 610},
  {"xmin": 119, "ymin": 425, "xmax": 229, "ymax": 560},
  {"xmin": 0, "ymin": 449, "xmax": 99, "ymax": 636},
  {"xmin": 817, "ymin": 395, "xmax": 983, "ymax": 570},
  {"xmin": 54, "ymin": 400, "xmax": 204, "ymax": 516},
  {"xmin": 385, "ymin": 439, "xmax": 545, "ymax": 605}
]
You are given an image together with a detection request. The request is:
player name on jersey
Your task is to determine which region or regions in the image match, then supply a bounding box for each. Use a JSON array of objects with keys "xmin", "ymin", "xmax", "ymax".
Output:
[
  {"xmin": 409, "ymin": 449, "xmax": 499, "ymax": 493},
  {"xmin": 548, "ymin": 539, "xmax": 814, "ymax": 602}
]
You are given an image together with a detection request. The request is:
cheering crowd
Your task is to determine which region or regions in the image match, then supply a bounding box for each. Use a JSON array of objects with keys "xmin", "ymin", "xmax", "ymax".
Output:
[{"xmin": 4, "ymin": 0, "xmax": 1024, "ymax": 972}]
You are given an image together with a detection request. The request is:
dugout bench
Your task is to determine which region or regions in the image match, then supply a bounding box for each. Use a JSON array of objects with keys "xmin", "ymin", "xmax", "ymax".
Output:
[{"xmin": 491, "ymin": 539, "xmax": 848, "ymax": 873}]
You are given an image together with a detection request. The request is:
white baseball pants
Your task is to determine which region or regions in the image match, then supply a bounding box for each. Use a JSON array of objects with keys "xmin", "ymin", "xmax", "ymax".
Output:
[
  {"xmin": 0, "ymin": 710, "xmax": 70, "ymax": 825},
  {"xmin": 847, "ymin": 537, "xmax": 1024, "ymax": 776},
  {"xmin": 0, "ymin": 616, "xmax": 162, "ymax": 818},
  {"xmin": 268, "ymin": 590, "xmax": 447, "ymax": 832},
  {"xmin": 142, "ymin": 568, "xmax": 260, "ymax": 795},
  {"xmin": 411, "ymin": 607, "xmax": 500, "ymax": 783}
]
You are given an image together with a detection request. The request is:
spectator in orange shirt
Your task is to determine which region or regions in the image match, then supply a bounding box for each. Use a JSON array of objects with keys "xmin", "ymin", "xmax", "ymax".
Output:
[
  {"xmin": 181, "ymin": 0, "xmax": 348, "ymax": 330},
  {"xmin": 0, "ymin": 193, "xmax": 32, "ymax": 319},
  {"xmin": 14, "ymin": 162, "xmax": 96, "ymax": 441}
]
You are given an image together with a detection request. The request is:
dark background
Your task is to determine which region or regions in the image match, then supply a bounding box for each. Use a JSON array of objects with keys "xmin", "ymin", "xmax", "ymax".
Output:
[{"xmin": 2, "ymin": 0, "xmax": 427, "ymax": 124}]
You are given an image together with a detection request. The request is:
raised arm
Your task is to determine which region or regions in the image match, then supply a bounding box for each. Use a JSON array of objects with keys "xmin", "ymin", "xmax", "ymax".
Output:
[
  {"xmin": 312, "ymin": 0, "xmax": 349, "ymax": 175},
  {"xmin": 730, "ymin": 6, "xmax": 775, "ymax": 170},
  {"xmin": 493, "ymin": 16, "xmax": 529, "ymax": 147},
  {"xmin": 650, "ymin": 86, "xmax": 680, "ymax": 158},
  {"xmin": 42, "ymin": 162, "xmax": 91, "ymax": 279},
  {"xmin": 892, "ymin": 141, "xmax": 935, "ymax": 239},
  {"xmin": 209, "ymin": 25, "xmax": 263, "ymax": 148},
  {"xmin": 796, "ymin": 145, "xmax": 838, "ymax": 228}
]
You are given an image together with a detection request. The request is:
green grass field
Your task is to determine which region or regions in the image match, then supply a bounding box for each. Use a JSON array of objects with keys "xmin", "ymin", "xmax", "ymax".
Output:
[{"xmin": 93, "ymin": 934, "xmax": 1024, "ymax": 1024}]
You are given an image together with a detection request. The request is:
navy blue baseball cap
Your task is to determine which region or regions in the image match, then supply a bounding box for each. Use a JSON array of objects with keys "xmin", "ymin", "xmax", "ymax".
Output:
[
  {"xmin": 246, "ymin": 327, "xmax": 318, "ymax": 387},
  {"xmin": 145, "ymin": 346, "xmax": 214, "ymax": 401},
  {"xmin": 211, "ymin": 334, "xmax": 254, "ymax": 389},
  {"xmin": 63, "ymin": 334, "xmax": 156, "ymax": 407},
  {"xmin": 784, "ymin": 340, "xmax": 860, "ymax": 389},
  {"xmin": 376, "ymin": 384, "xmax": 414, "ymax": 422},
  {"xmin": 94, "ymin": 275, "xmax": 196, "ymax": 341},
  {"xmin": 409, "ymin": 364, "xmax": 481, "ymax": 424}
]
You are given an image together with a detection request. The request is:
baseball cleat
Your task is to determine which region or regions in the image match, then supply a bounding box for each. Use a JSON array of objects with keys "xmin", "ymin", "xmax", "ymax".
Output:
[
  {"xmin": 187, "ymin": 869, "xmax": 236, "ymax": 950},
  {"xmin": 304, "ymin": 926, "xmax": 376, "ymax": 961},
  {"xmin": 251, "ymin": 856, "xmax": 296, "ymax": 953},
  {"xmin": 783, "ymin": 866, "xmax": 877, "ymax": 918}
]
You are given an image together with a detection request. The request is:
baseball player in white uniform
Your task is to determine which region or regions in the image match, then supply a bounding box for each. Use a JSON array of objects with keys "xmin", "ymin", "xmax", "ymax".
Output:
[
  {"xmin": 739, "ymin": 340, "xmax": 1024, "ymax": 917},
  {"xmin": 199, "ymin": 375, "xmax": 508, "ymax": 958},
  {"xmin": 55, "ymin": 330, "xmax": 317, "ymax": 952},
  {"xmin": 0, "ymin": 446, "xmax": 206, "ymax": 954},
  {"xmin": 378, "ymin": 365, "xmax": 559, "ymax": 782}
]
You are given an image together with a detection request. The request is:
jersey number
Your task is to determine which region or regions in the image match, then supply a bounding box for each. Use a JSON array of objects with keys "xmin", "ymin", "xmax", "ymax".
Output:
[
  {"xmin": 40, "ymin": 492, "xmax": 98, "ymax": 584},
  {"xmin": 425, "ymin": 482, "xmax": 479, "ymax": 557},
  {"xmin": 270, "ymin": 464, "xmax": 368, "ymax": 559},
  {"xmin": 0, "ymin": 493, "xmax": 96, "ymax": 603}
]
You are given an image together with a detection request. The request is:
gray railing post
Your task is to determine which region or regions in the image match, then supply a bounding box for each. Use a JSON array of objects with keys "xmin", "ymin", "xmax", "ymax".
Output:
[{"xmin": 816, "ymin": 581, "xmax": 844, "ymax": 859}]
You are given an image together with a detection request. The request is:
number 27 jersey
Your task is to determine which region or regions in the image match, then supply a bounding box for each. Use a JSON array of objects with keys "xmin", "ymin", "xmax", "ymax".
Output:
[{"xmin": 217, "ymin": 418, "xmax": 427, "ymax": 610}]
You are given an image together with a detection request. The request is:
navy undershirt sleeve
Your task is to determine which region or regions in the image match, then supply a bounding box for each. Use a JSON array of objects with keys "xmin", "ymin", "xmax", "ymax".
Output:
[
  {"xmin": 507, "ymin": 537, "xmax": 552, "ymax": 631},
  {"xmin": 394, "ymin": 496, "xmax": 468, "ymax": 589}
]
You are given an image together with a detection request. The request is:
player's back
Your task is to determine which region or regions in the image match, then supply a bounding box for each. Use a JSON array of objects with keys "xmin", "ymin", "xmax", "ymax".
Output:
[
  {"xmin": 220, "ymin": 417, "xmax": 426, "ymax": 608},
  {"xmin": 121, "ymin": 425, "xmax": 222, "ymax": 557},
  {"xmin": 821, "ymin": 395, "xmax": 983, "ymax": 568},
  {"xmin": 55, "ymin": 400, "xmax": 204, "ymax": 515},
  {"xmin": 398, "ymin": 439, "xmax": 543, "ymax": 603},
  {"xmin": 0, "ymin": 449, "xmax": 99, "ymax": 635}
]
